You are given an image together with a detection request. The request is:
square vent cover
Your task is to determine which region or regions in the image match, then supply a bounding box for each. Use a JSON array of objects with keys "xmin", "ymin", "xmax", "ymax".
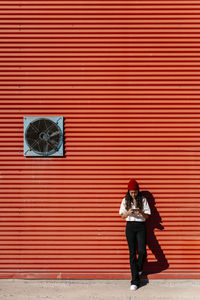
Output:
[{"xmin": 24, "ymin": 116, "xmax": 64, "ymax": 157}]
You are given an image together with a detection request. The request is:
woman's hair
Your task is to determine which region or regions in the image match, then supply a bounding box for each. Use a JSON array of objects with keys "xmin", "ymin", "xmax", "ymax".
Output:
[{"xmin": 125, "ymin": 188, "xmax": 144, "ymax": 211}]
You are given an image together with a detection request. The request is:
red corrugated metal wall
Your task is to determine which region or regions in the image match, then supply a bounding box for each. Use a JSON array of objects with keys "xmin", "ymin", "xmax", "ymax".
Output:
[{"xmin": 0, "ymin": 0, "xmax": 200, "ymax": 279}]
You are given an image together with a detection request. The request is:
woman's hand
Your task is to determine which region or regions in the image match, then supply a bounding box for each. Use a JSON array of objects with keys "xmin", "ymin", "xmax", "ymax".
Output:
[
  {"xmin": 121, "ymin": 208, "xmax": 134, "ymax": 219},
  {"xmin": 127, "ymin": 208, "xmax": 134, "ymax": 216},
  {"xmin": 137, "ymin": 209, "xmax": 150, "ymax": 220},
  {"xmin": 132, "ymin": 208, "xmax": 140, "ymax": 215}
]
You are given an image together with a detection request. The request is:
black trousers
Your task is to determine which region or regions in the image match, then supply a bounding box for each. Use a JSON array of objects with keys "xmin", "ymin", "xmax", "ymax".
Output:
[{"xmin": 125, "ymin": 221, "xmax": 147, "ymax": 286}]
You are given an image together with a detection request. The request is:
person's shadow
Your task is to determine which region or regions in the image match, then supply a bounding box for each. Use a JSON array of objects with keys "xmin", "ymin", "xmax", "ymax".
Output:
[{"xmin": 141, "ymin": 191, "xmax": 169, "ymax": 277}]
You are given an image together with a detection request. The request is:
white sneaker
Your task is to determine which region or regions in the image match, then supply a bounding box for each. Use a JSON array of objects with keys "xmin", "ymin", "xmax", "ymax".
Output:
[
  {"xmin": 139, "ymin": 271, "xmax": 143, "ymax": 276},
  {"xmin": 130, "ymin": 284, "xmax": 138, "ymax": 291}
]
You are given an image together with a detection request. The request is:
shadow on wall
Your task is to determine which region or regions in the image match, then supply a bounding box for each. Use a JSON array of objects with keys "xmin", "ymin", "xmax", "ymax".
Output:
[{"xmin": 141, "ymin": 191, "xmax": 169, "ymax": 275}]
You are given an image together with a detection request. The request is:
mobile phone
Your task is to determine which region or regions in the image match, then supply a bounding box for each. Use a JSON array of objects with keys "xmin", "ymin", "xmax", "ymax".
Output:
[{"xmin": 132, "ymin": 208, "xmax": 139, "ymax": 214}]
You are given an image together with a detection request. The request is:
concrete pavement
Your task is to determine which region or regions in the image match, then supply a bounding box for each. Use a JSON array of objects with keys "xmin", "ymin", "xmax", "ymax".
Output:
[{"xmin": 0, "ymin": 279, "xmax": 199, "ymax": 300}]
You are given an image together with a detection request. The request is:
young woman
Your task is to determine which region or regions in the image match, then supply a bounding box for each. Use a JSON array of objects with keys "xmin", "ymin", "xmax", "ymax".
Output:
[{"xmin": 119, "ymin": 179, "xmax": 151, "ymax": 291}]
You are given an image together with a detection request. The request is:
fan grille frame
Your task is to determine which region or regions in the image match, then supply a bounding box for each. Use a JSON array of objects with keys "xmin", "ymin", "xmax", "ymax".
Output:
[{"xmin": 24, "ymin": 116, "xmax": 64, "ymax": 157}]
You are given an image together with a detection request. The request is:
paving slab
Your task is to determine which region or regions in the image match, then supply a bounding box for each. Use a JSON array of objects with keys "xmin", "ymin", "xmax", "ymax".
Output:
[{"xmin": 0, "ymin": 279, "xmax": 199, "ymax": 300}]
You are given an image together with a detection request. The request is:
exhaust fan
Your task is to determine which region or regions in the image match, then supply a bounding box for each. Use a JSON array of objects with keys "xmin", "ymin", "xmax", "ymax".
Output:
[{"xmin": 24, "ymin": 116, "xmax": 64, "ymax": 157}]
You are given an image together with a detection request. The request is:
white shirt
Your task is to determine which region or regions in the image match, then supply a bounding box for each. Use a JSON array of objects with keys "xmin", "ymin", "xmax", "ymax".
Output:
[{"xmin": 119, "ymin": 196, "xmax": 151, "ymax": 222}]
